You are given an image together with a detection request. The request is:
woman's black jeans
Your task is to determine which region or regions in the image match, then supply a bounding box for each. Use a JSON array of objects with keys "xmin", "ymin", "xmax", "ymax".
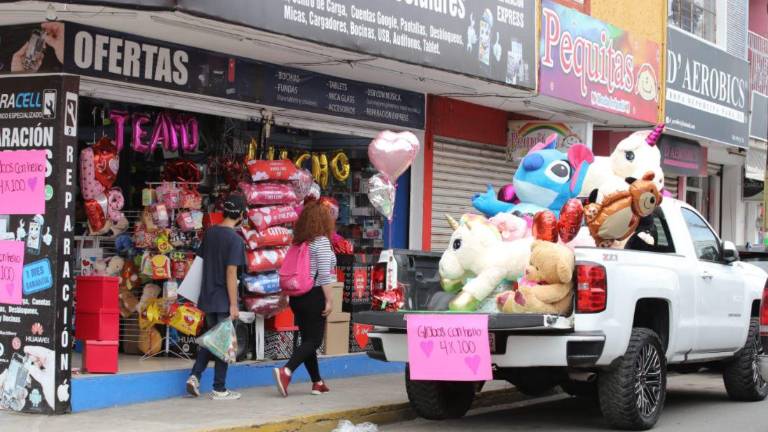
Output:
[{"xmin": 286, "ymin": 286, "xmax": 326, "ymax": 382}]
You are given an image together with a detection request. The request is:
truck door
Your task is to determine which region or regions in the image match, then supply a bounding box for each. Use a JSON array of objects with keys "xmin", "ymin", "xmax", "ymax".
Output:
[{"xmin": 681, "ymin": 208, "xmax": 746, "ymax": 353}]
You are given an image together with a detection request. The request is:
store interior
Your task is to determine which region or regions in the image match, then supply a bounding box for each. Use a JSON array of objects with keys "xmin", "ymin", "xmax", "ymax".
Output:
[{"xmin": 73, "ymin": 98, "xmax": 392, "ymax": 375}]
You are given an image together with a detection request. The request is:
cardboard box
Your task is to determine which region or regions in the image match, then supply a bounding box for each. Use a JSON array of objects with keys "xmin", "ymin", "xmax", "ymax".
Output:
[
  {"xmin": 328, "ymin": 283, "xmax": 343, "ymax": 314},
  {"xmin": 324, "ymin": 321, "xmax": 350, "ymax": 355},
  {"xmin": 327, "ymin": 311, "xmax": 351, "ymax": 322}
]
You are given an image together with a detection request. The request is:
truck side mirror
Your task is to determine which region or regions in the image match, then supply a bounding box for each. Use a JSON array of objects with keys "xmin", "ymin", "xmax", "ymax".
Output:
[{"xmin": 721, "ymin": 241, "xmax": 739, "ymax": 264}]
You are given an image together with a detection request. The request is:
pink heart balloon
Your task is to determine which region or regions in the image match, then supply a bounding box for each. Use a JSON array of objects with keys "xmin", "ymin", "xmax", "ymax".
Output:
[{"xmin": 368, "ymin": 131, "xmax": 420, "ymax": 181}]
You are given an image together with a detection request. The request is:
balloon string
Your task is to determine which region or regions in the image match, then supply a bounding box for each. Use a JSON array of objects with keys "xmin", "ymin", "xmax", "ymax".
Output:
[{"xmin": 388, "ymin": 180, "xmax": 397, "ymax": 249}]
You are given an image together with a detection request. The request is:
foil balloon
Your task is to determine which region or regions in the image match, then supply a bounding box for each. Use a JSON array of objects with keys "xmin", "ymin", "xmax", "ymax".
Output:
[
  {"xmin": 368, "ymin": 174, "xmax": 396, "ymax": 221},
  {"xmin": 306, "ymin": 182, "xmax": 321, "ymax": 201},
  {"xmin": 149, "ymin": 112, "xmax": 169, "ymax": 153},
  {"xmin": 557, "ymin": 199, "xmax": 584, "ymax": 244},
  {"xmin": 532, "ymin": 210, "xmax": 558, "ymax": 242},
  {"xmin": 368, "ymin": 130, "xmax": 420, "ymax": 181},
  {"xmin": 107, "ymin": 188, "xmax": 126, "ymax": 223},
  {"xmin": 132, "ymin": 114, "xmax": 151, "ymax": 153},
  {"xmin": 79, "ymin": 147, "xmax": 105, "ymax": 200},
  {"xmin": 85, "ymin": 194, "xmax": 110, "ymax": 235},
  {"xmin": 182, "ymin": 116, "xmax": 199, "ymax": 152},
  {"xmin": 92, "ymin": 138, "xmax": 119, "ymax": 190},
  {"xmin": 497, "ymin": 184, "xmax": 519, "ymax": 204},
  {"xmin": 165, "ymin": 114, "xmax": 180, "ymax": 152},
  {"xmin": 291, "ymin": 169, "xmax": 314, "ymax": 201},
  {"xmin": 109, "ymin": 110, "xmax": 128, "ymax": 152}
]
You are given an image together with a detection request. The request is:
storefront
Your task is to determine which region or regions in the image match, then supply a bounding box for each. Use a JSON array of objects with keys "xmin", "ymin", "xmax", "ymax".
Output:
[
  {"xmin": 744, "ymin": 91, "xmax": 768, "ymax": 245},
  {"xmin": 0, "ymin": 20, "xmax": 425, "ymax": 414},
  {"xmin": 664, "ymin": 26, "xmax": 751, "ymax": 239}
]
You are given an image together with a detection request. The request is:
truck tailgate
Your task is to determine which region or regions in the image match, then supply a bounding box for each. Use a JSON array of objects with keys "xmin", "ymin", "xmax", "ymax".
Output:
[{"xmin": 354, "ymin": 310, "xmax": 574, "ymax": 331}]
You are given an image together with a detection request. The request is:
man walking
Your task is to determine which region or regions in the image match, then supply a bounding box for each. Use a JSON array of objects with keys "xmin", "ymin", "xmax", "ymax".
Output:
[{"xmin": 186, "ymin": 194, "xmax": 246, "ymax": 400}]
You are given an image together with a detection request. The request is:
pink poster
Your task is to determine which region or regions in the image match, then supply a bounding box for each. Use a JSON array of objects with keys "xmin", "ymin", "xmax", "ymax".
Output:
[
  {"xmin": 407, "ymin": 314, "xmax": 492, "ymax": 381},
  {"xmin": 0, "ymin": 150, "xmax": 47, "ymax": 214},
  {"xmin": 0, "ymin": 240, "xmax": 25, "ymax": 305}
]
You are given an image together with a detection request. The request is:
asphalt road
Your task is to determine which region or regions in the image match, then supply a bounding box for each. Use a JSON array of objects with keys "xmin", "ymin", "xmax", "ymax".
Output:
[{"xmin": 382, "ymin": 373, "xmax": 768, "ymax": 432}]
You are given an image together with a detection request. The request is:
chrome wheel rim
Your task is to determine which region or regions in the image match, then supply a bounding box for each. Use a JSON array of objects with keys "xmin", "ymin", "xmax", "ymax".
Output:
[
  {"xmin": 635, "ymin": 344, "xmax": 662, "ymax": 417},
  {"xmin": 751, "ymin": 332, "xmax": 766, "ymax": 389}
]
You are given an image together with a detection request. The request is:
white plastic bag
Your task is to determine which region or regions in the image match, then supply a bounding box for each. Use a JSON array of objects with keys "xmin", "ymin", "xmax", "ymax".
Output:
[{"xmin": 332, "ymin": 420, "xmax": 379, "ymax": 432}]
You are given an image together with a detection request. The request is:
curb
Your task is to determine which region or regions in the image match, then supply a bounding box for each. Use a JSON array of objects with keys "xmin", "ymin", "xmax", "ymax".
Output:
[{"xmin": 204, "ymin": 388, "xmax": 527, "ymax": 432}]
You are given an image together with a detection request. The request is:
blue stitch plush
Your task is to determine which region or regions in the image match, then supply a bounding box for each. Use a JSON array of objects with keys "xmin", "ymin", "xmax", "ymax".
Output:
[{"xmin": 472, "ymin": 134, "xmax": 594, "ymax": 218}]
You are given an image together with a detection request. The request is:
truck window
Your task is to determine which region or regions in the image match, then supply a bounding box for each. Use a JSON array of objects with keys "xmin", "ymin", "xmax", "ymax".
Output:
[
  {"xmin": 681, "ymin": 208, "xmax": 721, "ymax": 262},
  {"xmin": 624, "ymin": 208, "xmax": 675, "ymax": 253}
]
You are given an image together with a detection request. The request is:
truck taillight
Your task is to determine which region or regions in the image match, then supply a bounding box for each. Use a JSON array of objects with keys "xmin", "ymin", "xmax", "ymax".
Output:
[
  {"xmin": 761, "ymin": 280, "xmax": 768, "ymax": 336},
  {"xmin": 576, "ymin": 263, "xmax": 607, "ymax": 313},
  {"xmin": 371, "ymin": 263, "xmax": 386, "ymax": 294}
]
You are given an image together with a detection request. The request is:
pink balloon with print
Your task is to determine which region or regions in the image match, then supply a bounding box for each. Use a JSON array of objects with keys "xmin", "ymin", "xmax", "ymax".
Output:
[
  {"xmin": 368, "ymin": 130, "xmax": 420, "ymax": 181},
  {"xmin": 79, "ymin": 147, "xmax": 105, "ymax": 200}
]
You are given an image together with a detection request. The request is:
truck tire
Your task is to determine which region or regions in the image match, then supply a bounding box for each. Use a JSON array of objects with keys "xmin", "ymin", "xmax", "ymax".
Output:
[
  {"xmin": 723, "ymin": 318, "xmax": 768, "ymax": 401},
  {"xmin": 598, "ymin": 328, "xmax": 666, "ymax": 430},
  {"xmin": 405, "ymin": 365, "xmax": 476, "ymax": 420}
]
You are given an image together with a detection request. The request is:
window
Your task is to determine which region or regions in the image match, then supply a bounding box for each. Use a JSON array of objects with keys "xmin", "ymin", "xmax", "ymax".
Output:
[
  {"xmin": 625, "ymin": 208, "xmax": 676, "ymax": 254},
  {"xmin": 669, "ymin": 0, "xmax": 717, "ymax": 43},
  {"xmin": 681, "ymin": 208, "xmax": 721, "ymax": 261}
]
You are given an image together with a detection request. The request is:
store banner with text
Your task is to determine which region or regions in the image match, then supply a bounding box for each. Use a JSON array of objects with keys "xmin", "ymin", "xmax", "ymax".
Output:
[
  {"xmin": 0, "ymin": 75, "xmax": 78, "ymax": 415},
  {"xmin": 179, "ymin": 0, "xmax": 537, "ymax": 89},
  {"xmin": 657, "ymin": 135, "xmax": 706, "ymax": 177},
  {"xmin": 506, "ymin": 121, "xmax": 590, "ymax": 162},
  {"xmin": 539, "ymin": 0, "xmax": 661, "ymax": 123},
  {"xmin": 0, "ymin": 22, "xmax": 424, "ymax": 129},
  {"xmin": 666, "ymin": 27, "xmax": 750, "ymax": 148}
]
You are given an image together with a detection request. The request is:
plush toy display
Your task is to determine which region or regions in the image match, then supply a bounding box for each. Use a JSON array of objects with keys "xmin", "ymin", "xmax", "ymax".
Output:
[
  {"xmin": 584, "ymin": 172, "xmax": 662, "ymax": 247},
  {"xmin": 439, "ymin": 214, "xmax": 532, "ymax": 311},
  {"xmin": 579, "ymin": 124, "xmax": 666, "ymax": 201},
  {"xmin": 472, "ymin": 133, "xmax": 594, "ymax": 217},
  {"xmin": 496, "ymin": 240, "xmax": 575, "ymax": 315}
]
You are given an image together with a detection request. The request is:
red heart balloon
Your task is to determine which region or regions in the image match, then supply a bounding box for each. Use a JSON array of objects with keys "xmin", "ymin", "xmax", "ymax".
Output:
[
  {"xmin": 92, "ymin": 138, "xmax": 119, "ymax": 190},
  {"xmin": 558, "ymin": 199, "xmax": 584, "ymax": 243},
  {"xmin": 532, "ymin": 210, "xmax": 558, "ymax": 242},
  {"xmin": 84, "ymin": 197, "xmax": 108, "ymax": 232}
]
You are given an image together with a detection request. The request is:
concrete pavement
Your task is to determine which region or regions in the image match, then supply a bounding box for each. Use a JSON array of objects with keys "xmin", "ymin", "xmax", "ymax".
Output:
[
  {"xmin": 383, "ymin": 373, "xmax": 768, "ymax": 432},
  {"xmin": 0, "ymin": 373, "xmax": 516, "ymax": 432}
]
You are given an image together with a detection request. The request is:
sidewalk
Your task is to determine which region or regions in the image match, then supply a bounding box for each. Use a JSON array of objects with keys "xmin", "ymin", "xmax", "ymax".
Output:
[{"xmin": 0, "ymin": 374, "xmax": 518, "ymax": 432}]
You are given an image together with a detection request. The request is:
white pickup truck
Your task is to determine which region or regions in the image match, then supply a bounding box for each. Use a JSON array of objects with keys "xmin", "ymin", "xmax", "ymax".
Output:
[{"xmin": 355, "ymin": 199, "xmax": 768, "ymax": 430}]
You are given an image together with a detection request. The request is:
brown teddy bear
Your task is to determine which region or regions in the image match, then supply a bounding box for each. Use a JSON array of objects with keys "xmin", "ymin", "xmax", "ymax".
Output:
[{"xmin": 496, "ymin": 240, "xmax": 574, "ymax": 315}]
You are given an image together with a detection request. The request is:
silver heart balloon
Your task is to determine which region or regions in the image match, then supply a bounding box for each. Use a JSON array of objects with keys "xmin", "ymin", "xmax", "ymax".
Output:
[{"xmin": 368, "ymin": 174, "xmax": 396, "ymax": 220}]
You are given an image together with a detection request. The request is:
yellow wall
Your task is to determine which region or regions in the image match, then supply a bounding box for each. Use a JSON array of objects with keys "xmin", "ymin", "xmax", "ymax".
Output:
[{"xmin": 590, "ymin": 0, "xmax": 667, "ymax": 122}]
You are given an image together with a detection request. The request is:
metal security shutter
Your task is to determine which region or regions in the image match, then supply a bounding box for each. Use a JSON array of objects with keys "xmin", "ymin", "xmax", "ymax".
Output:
[
  {"xmin": 431, "ymin": 139, "xmax": 517, "ymax": 251},
  {"xmin": 664, "ymin": 176, "xmax": 679, "ymax": 199}
]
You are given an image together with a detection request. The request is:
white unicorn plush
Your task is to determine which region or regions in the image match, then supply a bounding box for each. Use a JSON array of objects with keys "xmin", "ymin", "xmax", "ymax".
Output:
[
  {"xmin": 439, "ymin": 214, "xmax": 532, "ymax": 312},
  {"xmin": 579, "ymin": 124, "xmax": 666, "ymax": 202}
]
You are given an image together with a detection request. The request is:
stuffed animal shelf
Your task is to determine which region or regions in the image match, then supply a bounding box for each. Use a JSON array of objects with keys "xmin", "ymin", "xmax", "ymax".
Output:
[
  {"xmin": 472, "ymin": 133, "xmax": 594, "ymax": 218},
  {"xmin": 496, "ymin": 240, "xmax": 575, "ymax": 315},
  {"xmin": 584, "ymin": 172, "xmax": 663, "ymax": 248},
  {"xmin": 439, "ymin": 214, "xmax": 532, "ymax": 312}
]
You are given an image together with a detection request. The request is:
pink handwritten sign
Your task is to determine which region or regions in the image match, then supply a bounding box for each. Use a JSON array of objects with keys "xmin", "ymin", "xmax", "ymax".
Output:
[
  {"xmin": 0, "ymin": 240, "xmax": 25, "ymax": 305},
  {"xmin": 406, "ymin": 314, "xmax": 492, "ymax": 381},
  {"xmin": 0, "ymin": 150, "xmax": 46, "ymax": 214}
]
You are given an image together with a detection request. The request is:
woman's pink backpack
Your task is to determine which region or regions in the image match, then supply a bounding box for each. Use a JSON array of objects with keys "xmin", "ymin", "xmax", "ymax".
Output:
[{"xmin": 279, "ymin": 242, "xmax": 314, "ymax": 296}]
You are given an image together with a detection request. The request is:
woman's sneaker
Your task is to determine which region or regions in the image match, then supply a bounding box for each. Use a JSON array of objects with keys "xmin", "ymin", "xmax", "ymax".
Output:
[
  {"xmin": 311, "ymin": 381, "xmax": 330, "ymax": 395},
  {"xmin": 210, "ymin": 389, "xmax": 241, "ymax": 400},
  {"xmin": 274, "ymin": 367, "xmax": 291, "ymax": 397},
  {"xmin": 186, "ymin": 376, "xmax": 200, "ymax": 397}
]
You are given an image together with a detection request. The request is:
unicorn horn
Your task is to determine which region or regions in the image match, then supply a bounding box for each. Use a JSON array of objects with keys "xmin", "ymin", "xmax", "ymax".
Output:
[
  {"xmin": 446, "ymin": 214, "xmax": 459, "ymax": 230},
  {"xmin": 645, "ymin": 123, "xmax": 665, "ymax": 146}
]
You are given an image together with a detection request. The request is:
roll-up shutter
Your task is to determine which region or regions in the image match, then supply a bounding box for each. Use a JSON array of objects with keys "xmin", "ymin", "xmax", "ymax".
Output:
[
  {"xmin": 431, "ymin": 139, "xmax": 517, "ymax": 251},
  {"xmin": 664, "ymin": 176, "xmax": 679, "ymax": 199}
]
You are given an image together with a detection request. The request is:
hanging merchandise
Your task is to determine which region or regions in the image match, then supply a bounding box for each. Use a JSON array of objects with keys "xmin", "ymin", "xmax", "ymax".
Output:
[
  {"xmin": 163, "ymin": 160, "xmax": 202, "ymax": 183},
  {"xmin": 243, "ymin": 272, "xmax": 281, "ymax": 295},
  {"xmin": 290, "ymin": 169, "xmax": 314, "ymax": 201},
  {"xmin": 330, "ymin": 151, "xmax": 350, "ymax": 182},
  {"xmin": 239, "ymin": 182, "xmax": 297, "ymax": 206},
  {"xmin": 243, "ymin": 294, "xmax": 288, "ymax": 318},
  {"xmin": 247, "ymin": 159, "xmax": 298, "ymax": 182},
  {"xmin": 167, "ymin": 303, "xmax": 205, "ymax": 336},
  {"xmin": 247, "ymin": 206, "xmax": 299, "ymax": 231},
  {"xmin": 91, "ymin": 137, "xmax": 120, "ymax": 190},
  {"xmin": 127, "ymin": 111, "xmax": 200, "ymax": 154},
  {"xmin": 240, "ymin": 226, "xmax": 293, "ymax": 250},
  {"xmin": 246, "ymin": 247, "xmax": 289, "ymax": 273}
]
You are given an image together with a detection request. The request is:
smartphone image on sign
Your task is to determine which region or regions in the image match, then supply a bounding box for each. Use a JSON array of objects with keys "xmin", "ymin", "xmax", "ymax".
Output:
[
  {"xmin": 23, "ymin": 29, "xmax": 46, "ymax": 71},
  {"xmin": 0, "ymin": 353, "xmax": 31, "ymax": 411}
]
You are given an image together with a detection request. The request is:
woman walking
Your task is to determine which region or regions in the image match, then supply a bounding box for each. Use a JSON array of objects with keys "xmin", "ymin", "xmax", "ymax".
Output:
[{"xmin": 274, "ymin": 200, "xmax": 337, "ymax": 396}]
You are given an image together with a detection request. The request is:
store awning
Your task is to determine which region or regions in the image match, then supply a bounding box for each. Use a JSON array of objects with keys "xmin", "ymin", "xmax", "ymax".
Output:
[{"xmin": 746, "ymin": 140, "xmax": 767, "ymax": 181}]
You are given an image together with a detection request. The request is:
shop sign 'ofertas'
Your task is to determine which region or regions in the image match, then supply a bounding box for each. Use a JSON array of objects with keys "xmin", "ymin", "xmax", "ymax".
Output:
[
  {"xmin": 665, "ymin": 27, "xmax": 750, "ymax": 149},
  {"xmin": 539, "ymin": 0, "xmax": 661, "ymax": 123}
]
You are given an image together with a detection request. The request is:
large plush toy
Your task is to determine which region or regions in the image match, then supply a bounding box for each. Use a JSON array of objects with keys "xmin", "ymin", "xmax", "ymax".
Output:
[
  {"xmin": 496, "ymin": 240, "xmax": 575, "ymax": 315},
  {"xmin": 584, "ymin": 172, "xmax": 662, "ymax": 247},
  {"xmin": 439, "ymin": 214, "xmax": 532, "ymax": 312},
  {"xmin": 472, "ymin": 133, "xmax": 593, "ymax": 218},
  {"xmin": 579, "ymin": 124, "xmax": 665, "ymax": 202}
]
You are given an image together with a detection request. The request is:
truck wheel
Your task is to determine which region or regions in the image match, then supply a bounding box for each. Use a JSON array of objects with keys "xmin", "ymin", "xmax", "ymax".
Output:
[
  {"xmin": 405, "ymin": 365, "xmax": 476, "ymax": 420},
  {"xmin": 598, "ymin": 328, "xmax": 666, "ymax": 430},
  {"xmin": 723, "ymin": 318, "xmax": 768, "ymax": 401}
]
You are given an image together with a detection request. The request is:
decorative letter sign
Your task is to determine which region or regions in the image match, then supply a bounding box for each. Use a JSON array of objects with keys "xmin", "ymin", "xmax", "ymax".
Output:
[
  {"xmin": 406, "ymin": 314, "xmax": 492, "ymax": 381},
  {"xmin": 0, "ymin": 150, "xmax": 47, "ymax": 214}
]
